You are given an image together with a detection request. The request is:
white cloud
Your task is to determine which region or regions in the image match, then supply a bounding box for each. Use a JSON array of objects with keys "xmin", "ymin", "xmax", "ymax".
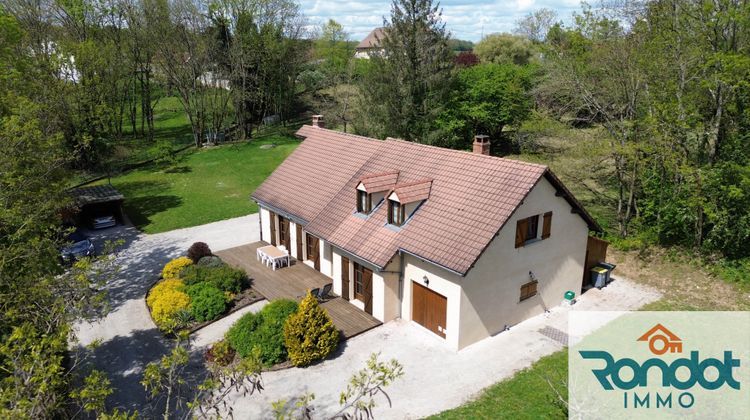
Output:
[{"xmin": 298, "ymin": 0, "xmax": 582, "ymax": 41}]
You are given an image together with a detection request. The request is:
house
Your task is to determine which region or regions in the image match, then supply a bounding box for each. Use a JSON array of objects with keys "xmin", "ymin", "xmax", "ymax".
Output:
[
  {"xmin": 354, "ymin": 27, "xmax": 386, "ymax": 59},
  {"xmin": 251, "ymin": 115, "xmax": 602, "ymax": 350}
]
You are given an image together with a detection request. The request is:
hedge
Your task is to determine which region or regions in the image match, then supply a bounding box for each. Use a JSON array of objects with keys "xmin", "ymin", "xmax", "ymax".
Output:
[
  {"xmin": 226, "ymin": 299, "xmax": 298, "ymax": 365},
  {"xmin": 187, "ymin": 282, "xmax": 227, "ymax": 322}
]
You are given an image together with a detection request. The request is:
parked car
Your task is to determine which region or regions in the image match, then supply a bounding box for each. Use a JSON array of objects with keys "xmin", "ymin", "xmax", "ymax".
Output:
[
  {"xmin": 61, "ymin": 231, "xmax": 95, "ymax": 264},
  {"xmin": 90, "ymin": 215, "xmax": 116, "ymax": 229}
]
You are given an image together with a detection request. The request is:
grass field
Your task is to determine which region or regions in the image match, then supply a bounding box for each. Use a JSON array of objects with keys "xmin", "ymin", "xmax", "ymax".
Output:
[
  {"xmin": 431, "ymin": 350, "xmax": 568, "ymax": 419},
  {"xmin": 102, "ymin": 134, "xmax": 299, "ymax": 233}
]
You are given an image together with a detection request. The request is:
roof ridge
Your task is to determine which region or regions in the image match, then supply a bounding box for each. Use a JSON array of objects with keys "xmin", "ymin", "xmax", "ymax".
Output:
[
  {"xmin": 394, "ymin": 179, "xmax": 433, "ymax": 189},
  {"xmin": 302, "ymin": 125, "xmax": 383, "ymax": 143},
  {"xmin": 383, "ymin": 137, "xmax": 548, "ymax": 170},
  {"xmin": 360, "ymin": 170, "xmax": 400, "ymax": 180}
]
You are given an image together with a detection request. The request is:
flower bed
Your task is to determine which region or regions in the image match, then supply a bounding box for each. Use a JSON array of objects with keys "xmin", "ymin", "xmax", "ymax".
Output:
[{"xmin": 146, "ymin": 242, "xmax": 262, "ymax": 333}]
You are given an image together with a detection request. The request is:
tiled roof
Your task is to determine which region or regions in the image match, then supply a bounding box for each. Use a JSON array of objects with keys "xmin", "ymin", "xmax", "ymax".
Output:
[
  {"xmin": 356, "ymin": 27, "xmax": 386, "ymax": 50},
  {"xmin": 253, "ymin": 126, "xmax": 599, "ymax": 275},
  {"xmin": 251, "ymin": 125, "xmax": 381, "ymax": 223},
  {"xmin": 392, "ymin": 179, "xmax": 432, "ymax": 203},
  {"xmin": 360, "ymin": 171, "xmax": 399, "ymax": 193},
  {"xmin": 70, "ymin": 185, "xmax": 124, "ymax": 206}
]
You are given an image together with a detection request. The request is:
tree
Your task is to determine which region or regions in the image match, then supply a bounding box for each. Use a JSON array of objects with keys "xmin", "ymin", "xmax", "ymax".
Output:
[
  {"xmin": 357, "ymin": 0, "xmax": 454, "ymax": 142},
  {"xmin": 474, "ymin": 33, "xmax": 534, "ymax": 66},
  {"xmin": 437, "ymin": 63, "xmax": 534, "ymax": 149},
  {"xmin": 283, "ymin": 292, "xmax": 339, "ymax": 367},
  {"xmin": 514, "ymin": 8, "xmax": 558, "ymax": 42}
]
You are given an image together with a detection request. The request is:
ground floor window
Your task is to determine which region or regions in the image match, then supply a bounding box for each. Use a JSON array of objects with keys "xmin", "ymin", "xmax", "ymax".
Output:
[{"xmin": 519, "ymin": 280, "xmax": 538, "ymax": 301}]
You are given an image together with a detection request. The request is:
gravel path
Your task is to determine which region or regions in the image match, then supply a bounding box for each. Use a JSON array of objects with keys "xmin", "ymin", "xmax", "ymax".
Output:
[{"xmin": 73, "ymin": 214, "xmax": 260, "ymax": 414}]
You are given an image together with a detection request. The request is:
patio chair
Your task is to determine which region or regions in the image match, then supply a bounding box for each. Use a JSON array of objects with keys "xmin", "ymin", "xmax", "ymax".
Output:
[
  {"xmin": 317, "ymin": 283, "xmax": 333, "ymax": 301},
  {"xmin": 298, "ymin": 287, "xmax": 320, "ymax": 300}
]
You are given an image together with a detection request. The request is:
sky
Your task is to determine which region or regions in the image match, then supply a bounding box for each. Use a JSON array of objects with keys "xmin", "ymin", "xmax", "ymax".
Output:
[{"xmin": 298, "ymin": 0, "xmax": 584, "ymax": 42}]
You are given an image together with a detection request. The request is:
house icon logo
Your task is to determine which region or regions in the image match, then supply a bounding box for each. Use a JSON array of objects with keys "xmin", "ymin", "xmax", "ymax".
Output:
[{"xmin": 637, "ymin": 323, "xmax": 683, "ymax": 355}]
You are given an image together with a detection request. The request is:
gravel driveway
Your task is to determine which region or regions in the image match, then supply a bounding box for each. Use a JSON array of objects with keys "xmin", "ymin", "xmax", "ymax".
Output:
[{"xmin": 73, "ymin": 214, "xmax": 260, "ymax": 414}]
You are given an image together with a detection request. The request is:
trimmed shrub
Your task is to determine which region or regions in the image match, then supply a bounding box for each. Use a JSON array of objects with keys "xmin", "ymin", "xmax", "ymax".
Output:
[
  {"xmin": 225, "ymin": 299, "xmax": 298, "ymax": 365},
  {"xmin": 283, "ymin": 293, "xmax": 339, "ymax": 366},
  {"xmin": 147, "ymin": 279, "xmax": 191, "ymax": 331},
  {"xmin": 186, "ymin": 282, "xmax": 227, "ymax": 322},
  {"xmin": 181, "ymin": 265, "xmax": 246, "ymax": 294},
  {"xmin": 197, "ymin": 255, "xmax": 225, "ymax": 268},
  {"xmin": 162, "ymin": 256, "xmax": 193, "ymax": 280},
  {"xmin": 226, "ymin": 311, "xmax": 263, "ymax": 358},
  {"xmin": 253, "ymin": 300, "xmax": 298, "ymax": 365},
  {"xmin": 187, "ymin": 242, "xmax": 212, "ymax": 262}
]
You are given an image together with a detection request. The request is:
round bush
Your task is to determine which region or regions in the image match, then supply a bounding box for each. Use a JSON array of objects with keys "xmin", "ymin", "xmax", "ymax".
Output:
[
  {"xmin": 162, "ymin": 256, "xmax": 193, "ymax": 280},
  {"xmin": 197, "ymin": 255, "xmax": 225, "ymax": 268},
  {"xmin": 187, "ymin": 282, "xmax": 227, "ymax": 322},
  {"xmin": 187, "ymin": 242, "xmax": 212, "ymax": 262},
  {"xmin": 205, "ymin": 339, "xmax": 235, "ymax": 367},
  {"xmin": 225, "ymin": 299, "xmax": 298, "ymax": 365},
  {"xmin": 226, "ymin": 311, "xmax": 263, "ymax": 358},
  {"xmin": 283, "ymin": 293, "xmax": 339, "ymax": 366},
  {"xmin": 147, "ymin": 279, "xmax": 191, "ymax": 331}
]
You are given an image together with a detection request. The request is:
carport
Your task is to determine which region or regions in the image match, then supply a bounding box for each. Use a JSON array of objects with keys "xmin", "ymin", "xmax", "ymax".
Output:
[{"xmin": 69, "ymin": 185, "xmax": 125, "ymax": 227}]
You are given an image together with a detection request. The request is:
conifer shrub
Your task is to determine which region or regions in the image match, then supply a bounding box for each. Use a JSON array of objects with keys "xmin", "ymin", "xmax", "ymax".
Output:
[
  {"xmin": 187, "ymin": 241, "xmax": 212, "ymax": 262},
  {"xmin": 225, "ymin": 299, "xmax": 298, "ymax": 365},
  {"xmin": 283, "ymin": 292, "xmax": 340, "ymax": 366},
  {"xmin": 161, "ymin": 256, "xmax": 193, "ymax": 280},
  {"xmin": 197, "ymin": 255, "xmax": 225, "ymax": 268}
]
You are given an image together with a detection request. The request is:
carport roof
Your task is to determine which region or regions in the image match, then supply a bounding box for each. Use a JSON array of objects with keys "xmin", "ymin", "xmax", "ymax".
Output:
[{"xmin": 70, "ymin": 185, "xmax": 124, "ymax": 206}]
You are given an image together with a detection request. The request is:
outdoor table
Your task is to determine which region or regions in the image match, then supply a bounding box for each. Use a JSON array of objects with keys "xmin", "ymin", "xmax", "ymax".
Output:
[{"xmin": 256, "ymin": 245, "xmax": 289, "ymax": 271}]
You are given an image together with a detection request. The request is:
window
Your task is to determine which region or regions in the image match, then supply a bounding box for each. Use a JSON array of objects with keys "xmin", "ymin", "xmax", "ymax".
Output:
[
  {"xmin": 388, "ymin": 200, "xmax": 405, "ymax": 226},
  {"xmin": 357, "ymin": 190, "xmax": 372, "ymax": 213},
  {"xmin": 515, "ymin": 212, "xmax": 552, "ymax": 248},
  {"xmin": 520, "ymin": 280, "xmax": 538, "ymax": 301},
  {"xmin": 354, "ymin": 263, "xmax": 364, "ymax": 295}
]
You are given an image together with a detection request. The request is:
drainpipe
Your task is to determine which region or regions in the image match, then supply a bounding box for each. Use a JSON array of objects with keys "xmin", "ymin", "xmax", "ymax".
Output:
[
  {"xmin": 257, "ymin": 205, "xmax": 263, "ymax": 242},
  {"xmin": 397, "ymin": 251, "xmax": 405, "ymax": 318}
]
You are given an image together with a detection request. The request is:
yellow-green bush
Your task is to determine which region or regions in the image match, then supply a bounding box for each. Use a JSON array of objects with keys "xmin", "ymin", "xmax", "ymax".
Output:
[
  {"xmin": 283, "ymin": 293, "xmax": 339, "ymax": 366},
  {"xmin": 147, "ymin": 278, "xmax": 190, "ymax": 331},
  {"xmin": 161, "ymin": 256, "xmax": 193, "ymax": 280}
]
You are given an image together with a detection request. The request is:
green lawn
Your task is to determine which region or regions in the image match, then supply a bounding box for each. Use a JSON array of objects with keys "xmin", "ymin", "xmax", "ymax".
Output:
[
  {"xmin": 102, "ymin": 134, "xmax": 299, "ymax": 233},
  {"xmin": 431, "ymin": 350, "xmax": 568, "ymax": 419}
]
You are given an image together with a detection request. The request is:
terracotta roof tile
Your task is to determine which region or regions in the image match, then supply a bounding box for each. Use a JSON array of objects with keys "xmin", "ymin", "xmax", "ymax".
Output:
[
  {"xmin": 360, "ymin": 171, "xmax": 399, "ymax": 193},
  {"xmin": 356, "ymin": 27, "xmax": 386, "ymax": 50},
  {"xmin": 253, "ymin": 126, "xmax": 596, "ymax": 275}
]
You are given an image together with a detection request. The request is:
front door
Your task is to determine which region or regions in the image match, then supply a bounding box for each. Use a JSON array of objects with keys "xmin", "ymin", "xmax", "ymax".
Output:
[
  {"xmin": 278, "ymin": 216, "xmax": 291, "ymax": 250},
  {"xmin": 341, "ymin": 257, "xmax": 350, "ymax": 301},
  {"xmin": 354, "ymin": 262, "xmax": 373, "ymax": 314},
  {"xmin": 412, "ymin": 282, "xmax": 447, "ymax": 338},
  {"xmin": 306, "ymin": 234, "xmax": 320, "ymax": 271}
]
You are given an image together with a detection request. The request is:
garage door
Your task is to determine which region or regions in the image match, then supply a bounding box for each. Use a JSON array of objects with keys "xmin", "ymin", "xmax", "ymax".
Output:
[{"xmin": 412, "ymin": 282, "xmax": 447, "ymax": 338}]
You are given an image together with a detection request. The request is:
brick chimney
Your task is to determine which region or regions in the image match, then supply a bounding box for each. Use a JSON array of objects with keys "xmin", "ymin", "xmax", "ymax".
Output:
[
  {"xmin": 312, "ymin": 114, "xmax": 325, "ymax": 128},
  {"xmin": 473, "ymin": 134, "xmax": 490, "ymax": 155}
]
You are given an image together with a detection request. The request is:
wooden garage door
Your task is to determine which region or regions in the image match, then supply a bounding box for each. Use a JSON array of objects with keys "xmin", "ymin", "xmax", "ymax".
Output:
[{"xmin": 412, "ymin": 282, "xmax": 447, "ymax": 338}]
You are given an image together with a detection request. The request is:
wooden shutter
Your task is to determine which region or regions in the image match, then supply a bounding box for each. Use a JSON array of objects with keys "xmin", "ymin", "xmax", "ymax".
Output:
[
  {"xmin": 312, "ymin": 236, "xmax": 320, "ymax": 271},
  {"xmin": 542, "ymin": 212, "xmax": 553, "ymax": 239},
  {"xmin": 363, "ymin": 267, "xmax": 373, "ymax": 314},
  {"xmin": 269, "ymin": 212, "xmax": 277, "ymax": 246},
  {"xmin": 515, "ymin": 218, "xmax": 528, "ymax": 248},
  {"xmin": 296, "ymin": 224, "xmax": 303, "ymax": 259},
  {"xmin": 341, "ymin": 257, "xmax": 350, "ymax": 300}
]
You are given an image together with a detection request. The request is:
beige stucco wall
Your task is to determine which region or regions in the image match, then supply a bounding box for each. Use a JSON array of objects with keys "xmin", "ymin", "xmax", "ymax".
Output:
[
  {"xmin": 260, "ymin": 207, "xmax": 272, "ymax": 244},
  {"xmin": 457, "ymin": 177, "xmax": 588, "ymax": 349}
]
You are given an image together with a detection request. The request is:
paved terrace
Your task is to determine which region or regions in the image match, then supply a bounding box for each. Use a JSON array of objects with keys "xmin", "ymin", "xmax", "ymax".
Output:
[{"xmin": 215, "ymin": 241, "xmax": 381, "ymax": 339}]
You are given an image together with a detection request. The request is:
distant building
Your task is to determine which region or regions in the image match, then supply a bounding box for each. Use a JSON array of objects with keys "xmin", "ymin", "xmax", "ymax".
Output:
[{"xmin": 354, "ymin": 27, "xmax": 386, "ymax": 59}]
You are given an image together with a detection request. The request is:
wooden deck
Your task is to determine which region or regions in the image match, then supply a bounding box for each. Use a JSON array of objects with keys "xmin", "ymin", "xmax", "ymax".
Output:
[{"xmin": 216, "ymin": 242, "xmax": 381, "ymax": 339}]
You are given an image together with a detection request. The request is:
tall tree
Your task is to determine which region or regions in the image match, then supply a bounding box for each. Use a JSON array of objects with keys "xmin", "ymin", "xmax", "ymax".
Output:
[{"xmin": 358, "ymin": 0, "xmax": 454, "ymax": 142}]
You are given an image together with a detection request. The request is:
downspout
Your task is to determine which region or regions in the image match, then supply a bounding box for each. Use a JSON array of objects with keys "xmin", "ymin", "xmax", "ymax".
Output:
[
  {"xmin": 397, "ymin": 251, "xmax": 405, "ymax": 318},
  {"xmin": 257, "ymin": 204, "xmax": 263, "ymax": 242}
]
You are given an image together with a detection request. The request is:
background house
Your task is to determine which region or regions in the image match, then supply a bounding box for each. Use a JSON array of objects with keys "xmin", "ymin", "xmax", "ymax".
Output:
[
  {"xmin": 252, "ymin": 115, "xmax": 602, "ymax": 350},
  {"xmin": 354, "ymin": 28, "xmax": 386, "ymax": 59}
]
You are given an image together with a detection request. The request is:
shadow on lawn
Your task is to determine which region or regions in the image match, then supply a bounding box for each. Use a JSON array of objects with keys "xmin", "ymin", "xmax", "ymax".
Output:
[{"xmin": 122, "ymin": 195, "xmax": 183, "ymax": 230}]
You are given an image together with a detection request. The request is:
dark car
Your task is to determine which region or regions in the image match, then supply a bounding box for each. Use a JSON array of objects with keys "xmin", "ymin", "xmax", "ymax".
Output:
[
  {"xmin": 61, "ymin": 231, "xmax": 95, "ymax": 264},
  {"xmin": 90, "ymin": 214, "xmax": 117, "ymax": 230}
]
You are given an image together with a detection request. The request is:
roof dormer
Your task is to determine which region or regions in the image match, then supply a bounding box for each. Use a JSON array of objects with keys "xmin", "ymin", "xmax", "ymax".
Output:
[
  {"xmin": 356, "ymin": 172, "xmax": 399, "ymax": 215},
  {"xmin": 387, "ymin": 179, "xmax": 432, "ymax": 227}
]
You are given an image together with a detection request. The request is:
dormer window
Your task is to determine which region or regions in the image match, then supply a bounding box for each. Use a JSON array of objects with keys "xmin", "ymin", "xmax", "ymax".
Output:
[
  {"xmin": 357, "ymin": 189, "xmax": 372, "ymax": 213},
  {"xmin": 388, "ymin": 199, "xmax": 405, "ymax": 226}
]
